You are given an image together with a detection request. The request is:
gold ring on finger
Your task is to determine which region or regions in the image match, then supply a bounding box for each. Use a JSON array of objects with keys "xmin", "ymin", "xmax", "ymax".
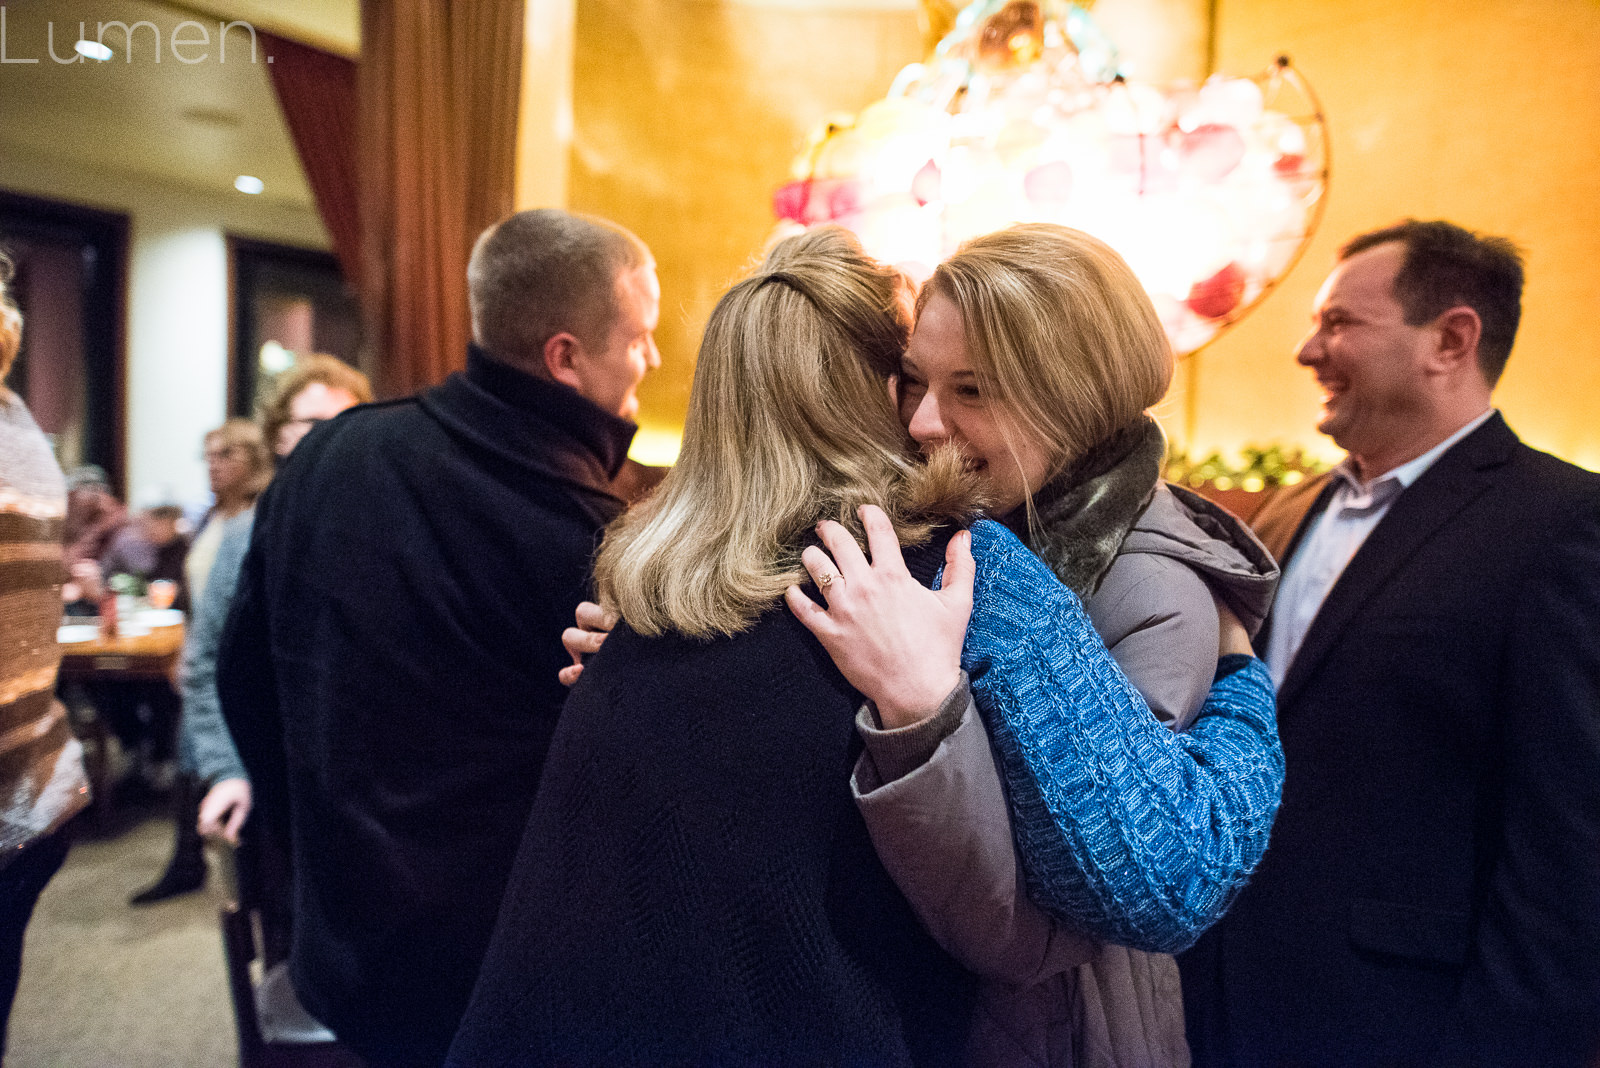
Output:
[{"xmin": 817, "ymin": 570, "xmax": 836, "ymax": 589}]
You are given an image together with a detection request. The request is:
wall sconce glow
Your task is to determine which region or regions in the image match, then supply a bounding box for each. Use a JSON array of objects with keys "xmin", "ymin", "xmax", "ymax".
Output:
[
  {"xmin": 772, "ymin": 0, "xmax": 1329, "ymax": 356},
  {"xmin": 258, "ymin": 340, "xmax": 294, "ymax": 374},
  {"xmin": 74, "ymin": 39, "xmax": 113, "ymax": 61},
  {"xmin": 234, "ymin": 175, "xmax": 266, "ymax": 195},
  {"xmin": 629, "ymin": 425, "xmax": 684, "ymax": 467}
]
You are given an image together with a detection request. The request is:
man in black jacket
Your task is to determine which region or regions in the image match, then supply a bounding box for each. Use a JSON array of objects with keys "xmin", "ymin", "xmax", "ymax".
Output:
[
  {"xmin": 1179, "ymin": 220, "xmax": 1600, "ymax": 1066},
  {"xmin": 218, "ymin": 209, "xmax": 660, "ymax": 1068}
]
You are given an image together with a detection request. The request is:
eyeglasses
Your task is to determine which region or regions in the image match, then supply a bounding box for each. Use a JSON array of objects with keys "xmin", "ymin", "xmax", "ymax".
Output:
[
  {"xmin": 283, "ymin": 416, "xmax": 330, "ymax": 433},
  {"xmin": 204, "ymin": 446, "xmax": 244, "ymax": 462}
]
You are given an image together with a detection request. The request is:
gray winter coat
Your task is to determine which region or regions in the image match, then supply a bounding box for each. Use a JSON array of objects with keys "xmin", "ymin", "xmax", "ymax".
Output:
[
  {"xmin": 855, "ymin": 477, "xmax": 1278, "ymax": 1067},
  {"xmin": 1085, "ymin": 482, "xmax": 1277, "ymax": 729}
]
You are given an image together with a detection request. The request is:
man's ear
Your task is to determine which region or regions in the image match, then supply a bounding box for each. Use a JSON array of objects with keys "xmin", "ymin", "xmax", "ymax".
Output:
[
  {"xmin": 543, "ymin": 332, "xmax": 585, "ymax": 391},
  {"xmin": 1429, "ymin": 305, "xmax": 1482, "ymax": 376}
]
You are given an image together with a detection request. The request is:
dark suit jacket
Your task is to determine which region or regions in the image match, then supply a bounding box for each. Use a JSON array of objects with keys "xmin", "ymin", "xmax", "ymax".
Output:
[
  {"xmin": 1179, "ymin": 413, "xmax": 1600, "ymax": 1067},
  {"xmin": 218, "ymin": 346, "xmax": 636, "ymax": 1068}
]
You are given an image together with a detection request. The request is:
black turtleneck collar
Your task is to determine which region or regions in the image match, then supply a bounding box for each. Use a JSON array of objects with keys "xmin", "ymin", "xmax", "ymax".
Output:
[{"xmin": 464, "ymin": 343, "xmax": 637, "ymax": 480}]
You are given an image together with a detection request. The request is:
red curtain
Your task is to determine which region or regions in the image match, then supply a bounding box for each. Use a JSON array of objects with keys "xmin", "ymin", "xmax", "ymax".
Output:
[
  {"xmin": 260, "ymin": 33, "xmax": 363, "ymax": 294},
  {"xmin": 358, "ymin": 0, "xmax": 525, "ymax": 398}
]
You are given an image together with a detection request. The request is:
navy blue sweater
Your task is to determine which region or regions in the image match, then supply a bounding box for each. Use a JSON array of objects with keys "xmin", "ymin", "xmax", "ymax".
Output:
[{"xmin": 447, "ymin": 540, "xmax": 975, "ymax": 1068}]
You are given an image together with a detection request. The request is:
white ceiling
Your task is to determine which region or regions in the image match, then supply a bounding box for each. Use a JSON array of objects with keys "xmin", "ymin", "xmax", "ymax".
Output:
[
  {"xmin": 0, "ymin": 0, "xmax": 359, "ymax": 209},
  {"xmin": 174, "ymin": 0, "xmax": 358, "ymax": 57}
]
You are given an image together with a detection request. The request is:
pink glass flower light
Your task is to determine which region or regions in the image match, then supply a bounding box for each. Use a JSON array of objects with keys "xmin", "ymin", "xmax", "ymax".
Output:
[{"xmin": 772, "ymin": 0, "xmax": 1329, "ymax": 356}]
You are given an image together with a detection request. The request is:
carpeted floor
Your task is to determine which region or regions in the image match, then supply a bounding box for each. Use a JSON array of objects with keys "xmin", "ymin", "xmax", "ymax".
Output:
[{"xmin": 7, "ymin": 815, "xmax": 239, "ymax": 1067}]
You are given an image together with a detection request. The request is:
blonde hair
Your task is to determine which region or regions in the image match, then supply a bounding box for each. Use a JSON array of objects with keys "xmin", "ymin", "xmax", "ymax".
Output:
[
  {"xmin": 923, "ymin": 223, "xmax": 1173, "ymax": 482},
  {"xmin": 204, "ymin": 418, "xmax": 274, "ymax": 502},
  {"xmin": 595, "ymin": 227, "xmax": 969, "ymax": 639},
  {"xmin": 0, "ymin": 254, "xmax": 20, "ymax": 388},
  {"xmin": 260, "ymin": 353, "xmax": 374, "ymax": 449}
]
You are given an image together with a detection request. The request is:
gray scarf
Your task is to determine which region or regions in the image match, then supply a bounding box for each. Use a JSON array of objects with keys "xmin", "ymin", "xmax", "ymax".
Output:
[{"xmin": 1013, "ymin": 415, "xmax": 1165, "ymax": 597}]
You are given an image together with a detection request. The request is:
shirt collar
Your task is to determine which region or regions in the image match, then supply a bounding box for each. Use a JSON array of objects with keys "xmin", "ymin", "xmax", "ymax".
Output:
[{"xmin": 1332, "ymin": 408, "xmax": 1497, "ymax": 500}]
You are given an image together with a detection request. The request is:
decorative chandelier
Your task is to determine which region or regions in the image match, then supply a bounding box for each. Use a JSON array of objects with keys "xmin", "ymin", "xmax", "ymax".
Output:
[{"xmin": 771, "ymin": 0, "xmax": 1329, "ymax": 355}]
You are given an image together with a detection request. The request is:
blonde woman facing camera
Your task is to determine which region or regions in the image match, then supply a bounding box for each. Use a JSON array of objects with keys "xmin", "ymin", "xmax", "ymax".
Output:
[
  {"xmin": 792, "ymin": 224, "xmax": 1280, "ymax": 1066},
  {"xmin": 899, "ymin": 224, "xmax": 1278, "ymax": 724}
]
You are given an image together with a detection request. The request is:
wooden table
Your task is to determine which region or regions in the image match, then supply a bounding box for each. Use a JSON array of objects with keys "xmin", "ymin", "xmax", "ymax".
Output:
[
  {"xmin": 58, "ymin": 620, "xmax": 185, "ymax": 831},
  {"xmin": 58, "ymin": 621, "xmax": 185, "ymax": 680}
]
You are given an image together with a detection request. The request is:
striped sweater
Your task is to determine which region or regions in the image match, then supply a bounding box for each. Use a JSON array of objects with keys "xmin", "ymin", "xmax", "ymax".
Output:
[{"xmin": 1, "ymin": 392, "xmax": 89, "ymax": 866}]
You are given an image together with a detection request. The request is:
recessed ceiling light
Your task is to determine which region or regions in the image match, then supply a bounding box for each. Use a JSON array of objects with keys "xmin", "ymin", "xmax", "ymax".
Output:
[
  {"xmin": 75, "ymin": 39, "xmax": 113, "ymax": 61},
  {"xmin": 234, "ymin": 175, "xmax": 265, "ymax": 195}
]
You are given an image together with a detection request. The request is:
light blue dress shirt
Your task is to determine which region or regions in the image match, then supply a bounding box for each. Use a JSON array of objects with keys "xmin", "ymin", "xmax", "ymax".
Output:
[{"xmin": 1265, "ymin": 409, "xmax": 1495, "ymax": 687}]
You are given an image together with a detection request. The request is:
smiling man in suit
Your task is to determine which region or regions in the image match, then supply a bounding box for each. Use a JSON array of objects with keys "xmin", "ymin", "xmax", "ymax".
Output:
[{"xmin": 1179, "ymin": 220, "xmax": 1600, "ymax": 1066}]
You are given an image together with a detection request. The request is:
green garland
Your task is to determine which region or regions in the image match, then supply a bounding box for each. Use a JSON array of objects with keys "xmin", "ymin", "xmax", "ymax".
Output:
[{"xmin": 1164, "ymin": 444, "xmax": 1331, "ymax": 493}]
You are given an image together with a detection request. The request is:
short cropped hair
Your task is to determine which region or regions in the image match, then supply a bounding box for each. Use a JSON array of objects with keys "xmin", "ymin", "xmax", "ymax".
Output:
[
  {"xmin": 467, "ymin": 209, "xmax": 652, "ymax": 369},
  {"xmin": 260, "ymin": 354, "xmax": 374, "ymax": 451},
  {"xmin": 1341, "ymin": 220, "xmax": 1525, "ymax": 386},
  {"xmin": 0, "ymin": 254, "xmax": 21, "ymax": 386}
]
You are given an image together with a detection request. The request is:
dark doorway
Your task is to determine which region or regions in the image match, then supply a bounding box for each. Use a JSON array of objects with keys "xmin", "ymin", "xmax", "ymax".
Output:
[
  {"xmin": 228, "ymin": 237, "xmax": 362, "ymax": 420},
  {"xmin": 0, "ymin": 191, "xmax": 129, "ymax": 494}
]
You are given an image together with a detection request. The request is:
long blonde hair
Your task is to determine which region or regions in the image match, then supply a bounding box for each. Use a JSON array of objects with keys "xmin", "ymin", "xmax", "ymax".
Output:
[
  {"xmin": 595, "ymin": 227, "xmax": 969, "ymax": 639},
  {"xmin": 923, "ymin": 223, "xmax": 1173, "ymax": 483}
]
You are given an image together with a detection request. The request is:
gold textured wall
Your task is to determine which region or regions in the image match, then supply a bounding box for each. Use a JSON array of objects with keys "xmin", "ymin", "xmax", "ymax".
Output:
[
  {"xmin": 567, "ymin": 0, "xmax": 922, "ymax": 463},
  {"xmin": 1172, "ymin": 0, "xmax": 1600, "ymax": 470},
  {"xmin": 565, "ymin": 0, "xmax": 1600, "ymax": 471}
]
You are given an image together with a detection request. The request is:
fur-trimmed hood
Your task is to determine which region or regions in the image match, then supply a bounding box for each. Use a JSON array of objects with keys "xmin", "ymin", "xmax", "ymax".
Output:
[
  {"xmin": 1124, "ymin": 482, "xmax": 1279, "ymax": 638},
  {"xmin": 1017, "ymin": 415, "xmax": 1279, "ymax": 638}
]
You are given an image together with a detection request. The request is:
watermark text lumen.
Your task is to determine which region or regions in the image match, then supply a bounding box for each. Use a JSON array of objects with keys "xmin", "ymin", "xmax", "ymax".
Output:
[{"xmin": 0, "ymin": 7, "xmax": 264, "ymax": 65}]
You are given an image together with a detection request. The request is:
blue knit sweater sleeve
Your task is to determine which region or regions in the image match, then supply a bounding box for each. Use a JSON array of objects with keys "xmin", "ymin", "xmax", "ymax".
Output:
[{"xmin": 958, "ymin": 519, "xmax": 1283, "ymax": 953}]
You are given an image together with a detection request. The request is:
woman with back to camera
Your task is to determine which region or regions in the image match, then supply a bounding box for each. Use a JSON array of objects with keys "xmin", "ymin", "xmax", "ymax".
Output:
[
  {"xmin": 791, "ymin": 223, "xmax": 1280, "ymax": 1066},
  {"xmin": 453, "ymin": 227, "xmax": 1280, "ymax": 1066},
  {"xmin": 449, "ymin": 226, "xmax": 987, "ymax": 1066}
]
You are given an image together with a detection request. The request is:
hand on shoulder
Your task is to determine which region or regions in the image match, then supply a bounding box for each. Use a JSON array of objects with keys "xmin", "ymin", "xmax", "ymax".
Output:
[{"xmin": 785, "ymin": 505, "xmax": 973, "ymax": 728}]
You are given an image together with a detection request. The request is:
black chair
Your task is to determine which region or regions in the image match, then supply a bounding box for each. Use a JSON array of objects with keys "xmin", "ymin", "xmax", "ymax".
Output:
[
  {"xmin": 219, "ymin": 903, "xmax": 364, "ymax": 1068},
  {"xmin": 218, "ymin": 830, "xmax": 365, "ymax": 1068}
]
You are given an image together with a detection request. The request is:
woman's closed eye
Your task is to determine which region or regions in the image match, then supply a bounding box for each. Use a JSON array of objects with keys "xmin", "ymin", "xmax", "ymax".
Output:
[{"xmin": 898, "ymin": 377, "xmax": 929, "ymax": 418}]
